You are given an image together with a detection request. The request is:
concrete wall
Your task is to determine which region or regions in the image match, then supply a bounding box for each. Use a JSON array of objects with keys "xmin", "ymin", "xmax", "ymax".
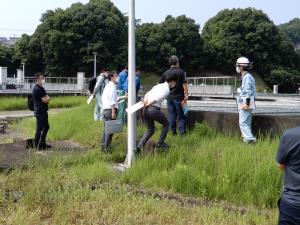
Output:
[{"xmin": 187, "ymin": 110, "xmax": 300, "ymax": 138}]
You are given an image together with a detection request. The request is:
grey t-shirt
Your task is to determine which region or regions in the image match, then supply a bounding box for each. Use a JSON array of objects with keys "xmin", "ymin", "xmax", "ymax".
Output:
[{"xmin": 276, "ymin": 126, "xmax": 300, "ymax": 207}]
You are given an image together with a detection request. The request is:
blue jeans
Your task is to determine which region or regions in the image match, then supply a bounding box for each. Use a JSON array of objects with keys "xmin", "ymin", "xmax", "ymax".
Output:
[
  {"xmin": 278, "ymin": 199, "xmax": 300, "ymax": 225},
  {"xmin": 239, "ymin": 109, "xmax": 255, "ymax": 142},
  {"xmin": 167, "ymin": 99, "xmax": 186, "ymax": 135}
]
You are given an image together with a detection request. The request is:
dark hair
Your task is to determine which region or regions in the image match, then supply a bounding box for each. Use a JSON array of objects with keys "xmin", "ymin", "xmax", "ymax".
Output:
[
  {"xmin": 169, "ymin": 55, "xmax": 179, "ymax": 66},
  {"xmin": 34, "ymin": 72, "xmax": 44, "ymax": 80},
  {"xmin": 242, "ymin": 66, "xmax": 249, "ymax": 71},
  {"xmin": 165, "ymin": 73, "xmax": 178, "ymax": 83},
  {"xmin": 107, "ymin": 71, "xmax": 117, "ymax": 81},
  {"xmin": 125, "ymin": 65, "xmax": 128, "ymax": 70}
]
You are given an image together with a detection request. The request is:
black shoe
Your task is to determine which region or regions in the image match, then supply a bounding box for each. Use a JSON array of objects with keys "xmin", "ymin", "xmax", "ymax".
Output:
[
  {"xmin": 37, "ymin": 143, "xmax": 52, "ymax": 151},
  {"xmin": 155, "ymin": 142, "xmax": 169, "ymax": 151},
  {"xmin": 135, "ymin": 146, "xmax": 141, "ymax": 155}
]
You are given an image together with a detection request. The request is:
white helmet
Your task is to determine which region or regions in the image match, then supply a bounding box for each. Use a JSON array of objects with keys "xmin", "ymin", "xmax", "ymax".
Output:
[{"xmin": 236, "ymin": 57, "xmax": 250, "ymax": 66}]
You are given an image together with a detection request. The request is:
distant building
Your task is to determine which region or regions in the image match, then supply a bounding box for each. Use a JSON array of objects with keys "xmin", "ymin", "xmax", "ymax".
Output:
[{"xmin": 0, "ymin": 37, "xmax": 20, "ymax": 46}]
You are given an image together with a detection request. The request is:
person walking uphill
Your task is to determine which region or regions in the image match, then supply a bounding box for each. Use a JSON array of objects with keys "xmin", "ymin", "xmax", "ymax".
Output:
[
  {"xmin": 276, "ymin": 126, "xmax": 300, "ymax": 225},
  {"xmin": 159, "ymin": 55, "xmax": 189, "ymax": 136},
  {"xmin": 137, "ymin": 73, "xmax": 177, "ymax": 153},
  {"xmin": 236, "ymin": 57, "xmax": 256, "ymax": 144},
  {"xmin": 32, "ymin": 72, "xmax": 51, "ymax": 150}
]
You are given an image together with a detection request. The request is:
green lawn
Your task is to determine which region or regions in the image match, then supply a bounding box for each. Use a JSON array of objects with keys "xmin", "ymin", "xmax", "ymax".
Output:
[
  {"xmin": 1, "ymin": 103, "xmax": 282, "ymax": 224},
  {"xmin": 0, "ymin": 96, "xmax": 86, "ymax": 111}
]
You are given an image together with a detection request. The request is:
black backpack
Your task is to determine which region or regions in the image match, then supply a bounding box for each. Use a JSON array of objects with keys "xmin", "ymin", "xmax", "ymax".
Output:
[
  {"xmin": 88, "ymin": 77, "xmax": 97, "ymax": 93},
  {"xmin": 27, "ymin": 94, "xmax": 34, "ymax": 111}
]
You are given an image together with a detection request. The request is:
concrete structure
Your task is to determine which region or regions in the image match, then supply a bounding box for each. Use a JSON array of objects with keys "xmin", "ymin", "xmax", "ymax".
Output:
[
  {"xmin": 77, "ymin": 72, "xmax": 85, "ymax": 90},
  {"xmin": 0, "ymin": 67, "xmax": 7, "ymax": 89},
  {"xmin": 0, "ymin": 37, "xmax": 20, "ymax": 46}
]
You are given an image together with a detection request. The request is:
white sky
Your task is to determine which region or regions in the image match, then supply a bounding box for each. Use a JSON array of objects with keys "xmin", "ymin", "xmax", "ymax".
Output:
[{"xmin": 0, "ymin": 0, "xmax": 299, "ymax": 37}]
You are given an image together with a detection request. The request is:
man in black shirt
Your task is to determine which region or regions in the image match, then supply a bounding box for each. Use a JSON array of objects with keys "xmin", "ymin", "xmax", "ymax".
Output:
[
  {"xmin": 32, "ymin": 72, "xmax": 51, "ymax": 150},
  {"xmin": 276, "ymin": 126, "xmax": 300, "ymax": 225},
  {"xmin": 159, "ymin": 55, "xmax": 189, "ymax": 136}
]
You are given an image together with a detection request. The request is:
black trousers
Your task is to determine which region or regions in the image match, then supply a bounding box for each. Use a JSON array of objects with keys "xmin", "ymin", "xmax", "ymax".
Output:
[
  {"xmin": 101, "ymin": 109, "xmax": 117, "ymax": 150},
  {"xmin": 138, "ymin": 106, "xmax": 169, "ymax": 148},
  {"xmin": 278, "ymin": 198, "xmax": 300, "ymax": 225},
  {"xmin": 34, "ymin": 113, "xmax": 50, "ymax": 147}
]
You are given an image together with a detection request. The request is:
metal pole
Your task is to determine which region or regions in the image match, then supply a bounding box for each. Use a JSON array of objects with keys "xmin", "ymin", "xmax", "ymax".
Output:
[
  {"xmin": 125, "ymin": 0, "xmax": 136, "ymax": 168},
  {"xmin": 93, "ymin": 52, "xmax": 97, "ymax": 78}
]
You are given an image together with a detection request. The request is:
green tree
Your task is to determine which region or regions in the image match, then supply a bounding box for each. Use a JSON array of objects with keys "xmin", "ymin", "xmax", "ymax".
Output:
[
  {"xmin": 15, "ymin": 0, "xmax": 127, "ymax": 77},
  {"xmin": 136, "ymin": 15, "xmax": 204, "ymax": 75},
  {"xmin": 279, "ymin": 18, "xmax": 300, "ymax": 50},
  {"xmin": 202, "ymin": 8, "xmax": 297, "ymax": 74},
  {"xmin": 0, "ymin": 44, "xmax": 17, "ymax": 75}
]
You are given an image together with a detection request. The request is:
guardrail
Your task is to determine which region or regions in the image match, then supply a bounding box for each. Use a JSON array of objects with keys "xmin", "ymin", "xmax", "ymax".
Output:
[{"xmin": 187, "ymin": 76, "xmax": 237, "ymax": 95}]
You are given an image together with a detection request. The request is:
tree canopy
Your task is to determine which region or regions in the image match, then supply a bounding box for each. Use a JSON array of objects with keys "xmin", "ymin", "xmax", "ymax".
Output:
[
  {"xmin": 14, "ymin": 0, "xmax": 127, "ymax": 77},
  {"xmin": 279, "ymin": 18, "xmax": 300, "ymax": 47}
]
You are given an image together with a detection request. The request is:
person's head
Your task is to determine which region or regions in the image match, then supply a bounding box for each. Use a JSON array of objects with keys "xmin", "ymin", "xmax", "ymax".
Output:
[
  {"xmin": 236, "ymin": 57, "xmax": 250, "ymax": 74},
  {"xmin": 107, "ymin": 71, "xmax": 118, "ymax": 83},
  {"xmin": 169, "ymin": 55, "xmax": 179, "ymax": 67},
  {"xmin": 165, "ymin": 73, "xmax": 177, "ymax": 89},
  {"xmin": 124, "ymin": 65, "xmax": 128, "ymax": 72},
  {"xmin": 136, "ymin": 67, "xmax": 141, "ymax": 75},
  {"xmin": 101, "ymin": 68, "xmax": 109, "ymax": 77},
  {"xmin": 34, "ymin": 72, "xmax": 45, "ymax": 86}
]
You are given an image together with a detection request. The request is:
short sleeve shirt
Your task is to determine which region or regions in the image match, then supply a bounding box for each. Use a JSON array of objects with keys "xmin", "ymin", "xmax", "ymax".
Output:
[
  {"xmin": 276, "ymin": 126, "xmax": 300, "ymax": 207},
  {"xmin": 159, "ymin": 67, "xmax": 187, "ymax": 101},
  {"xmin": 102, "ymin": 81, "xmax": 118, "ymax": 110},
  {"xmin": 32, "ymin": 84, "xmax": 48, "ymax": 115}
]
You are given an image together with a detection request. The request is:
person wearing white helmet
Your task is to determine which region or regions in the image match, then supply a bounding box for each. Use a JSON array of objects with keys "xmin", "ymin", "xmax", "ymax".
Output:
[{"xmin": 236, "ymin": 57, "xmax": 256, "ymax": 144}]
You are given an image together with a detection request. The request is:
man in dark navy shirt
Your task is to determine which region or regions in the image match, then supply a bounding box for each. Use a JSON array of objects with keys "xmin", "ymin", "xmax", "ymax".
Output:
[
  {"xmin": 159, "ymin": 55, "xmax": 189, "ymax": 136},
  {"xmin": 276, "ymin": 126, "xmax": 300, "ymax": 225},
  {"xmin": 32, "ymin": 72, "xmax": 51, "ymax": 150}
]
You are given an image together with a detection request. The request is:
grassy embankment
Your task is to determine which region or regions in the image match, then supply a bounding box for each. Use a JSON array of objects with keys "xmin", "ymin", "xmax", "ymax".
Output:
[{"xmin": 0, "ymin": 100, "xmax": 282, "ymax": 224}]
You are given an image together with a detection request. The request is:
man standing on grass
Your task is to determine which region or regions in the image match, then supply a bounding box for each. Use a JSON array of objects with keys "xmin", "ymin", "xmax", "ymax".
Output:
[
  {"xmin": 32, "ymin": 72, "xmax": 51, "ymax": 150},
  {"xmin": 236, "ymin": 57, "xmax": 256, "ymax": 144},
  {"xmin": 159, "ymin": 55, "xmax": 189, "ymax": 136},
  {"xmin": 101, "ymin": 71, "xmax": 119, "ymax": 151},
  {"xmin": 276, "ymin": 126, "xmax": 300, "ymax": 225},
  {"xmin": 137, "ymin": 73, "xmax": 177, "ymax": 153}
]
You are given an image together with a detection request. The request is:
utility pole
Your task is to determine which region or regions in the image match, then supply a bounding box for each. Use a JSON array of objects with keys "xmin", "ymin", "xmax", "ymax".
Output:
[
  {"xmin": 93, "ymin": 52, "xmax": 97, "ymax": 77},
  {"xmin": 125, "ymin": 0, "xmax": 136, "ymax": 168}
]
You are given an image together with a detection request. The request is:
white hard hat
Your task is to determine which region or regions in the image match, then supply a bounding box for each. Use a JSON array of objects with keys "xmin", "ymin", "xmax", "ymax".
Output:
[{"xmin": 236, "ymin": 57, "xmax": 250, "ymax": 66}]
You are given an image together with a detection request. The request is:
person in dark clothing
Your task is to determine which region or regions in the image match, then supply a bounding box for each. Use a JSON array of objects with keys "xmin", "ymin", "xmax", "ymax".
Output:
[
  {"xmin": 276, "ymin": 126, "xmax": 300, "ymax": 225},
  {"xmin": 137, "ymin": 73, "xmax": 177, "ymax": 153},
  {"xmin": 159, "ymin": 55, "xmax": 189, "ymax": 136},
  {"xmin": 32, "ymin": 72, "xmax": 51, "ymax": 150}
]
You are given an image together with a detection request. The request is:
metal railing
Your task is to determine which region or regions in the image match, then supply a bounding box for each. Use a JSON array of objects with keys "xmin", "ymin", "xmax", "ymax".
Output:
[{"xmin": 186, "ymin": 76, "xmax": 237, "ymax": 95}]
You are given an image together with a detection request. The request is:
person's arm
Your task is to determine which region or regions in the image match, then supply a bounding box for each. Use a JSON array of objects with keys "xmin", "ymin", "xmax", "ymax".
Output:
[
  {"xmin": 42, "ymin": 95, "xmax": 50, "ymax": 103},
  {"xmin": 93, "ymin": 76, "xmax": 103, "ymax": 95},
  {"xmin": 241, "ymin": 76, "xmax": 254, "ymax": 111},
  {"xmin": 111, "ymin": 104, "xmax": 116, "ymax": 119},
  {"xmin": 276, "ymin": 133, "xmax": 290, "ymax": 171},
  {"xmin": 158, "ymin": 74, "xmax": 165, "ymax": 84}
]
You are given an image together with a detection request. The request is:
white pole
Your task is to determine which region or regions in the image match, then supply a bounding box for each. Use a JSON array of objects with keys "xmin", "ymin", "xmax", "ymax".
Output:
[{"xmin": 125, "ymin": 0, "xmax": 136, "ymax": 168}]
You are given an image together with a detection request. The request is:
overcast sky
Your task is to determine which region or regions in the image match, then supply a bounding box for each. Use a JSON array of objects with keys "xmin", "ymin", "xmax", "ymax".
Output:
[{"xmin": 1, "ymin": 0, "xmax": 299, "ymax": 37}]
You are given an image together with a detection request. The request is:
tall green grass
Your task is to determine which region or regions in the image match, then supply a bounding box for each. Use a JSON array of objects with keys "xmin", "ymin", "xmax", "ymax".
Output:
[
  {"xmin": 123, "ymin": 124, "xmax": 281, "ymax": 209},
  {"xmin": 14, "ymin": 105, "xmax": 282, "ymax": 209},
  {"xmin": 0, "ymin": 96, "xmax": 85, "ymax": 111}
]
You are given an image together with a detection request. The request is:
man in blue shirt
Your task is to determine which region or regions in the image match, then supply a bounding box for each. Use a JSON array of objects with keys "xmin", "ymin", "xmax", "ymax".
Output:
[
  {"xmin": 276, "ymin": 126, "xmax": 300, "ymax": 225},
  {"xmin": 118, "ymin": 65, "xmax": 128, "ymax": 91},
  {"xmin": 236, "ymin": 57, "xmax": 256, "ymax": 144},
  {"xmin": 124, "ymin": 67, "xmax": 141, "ymax": 95}
]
